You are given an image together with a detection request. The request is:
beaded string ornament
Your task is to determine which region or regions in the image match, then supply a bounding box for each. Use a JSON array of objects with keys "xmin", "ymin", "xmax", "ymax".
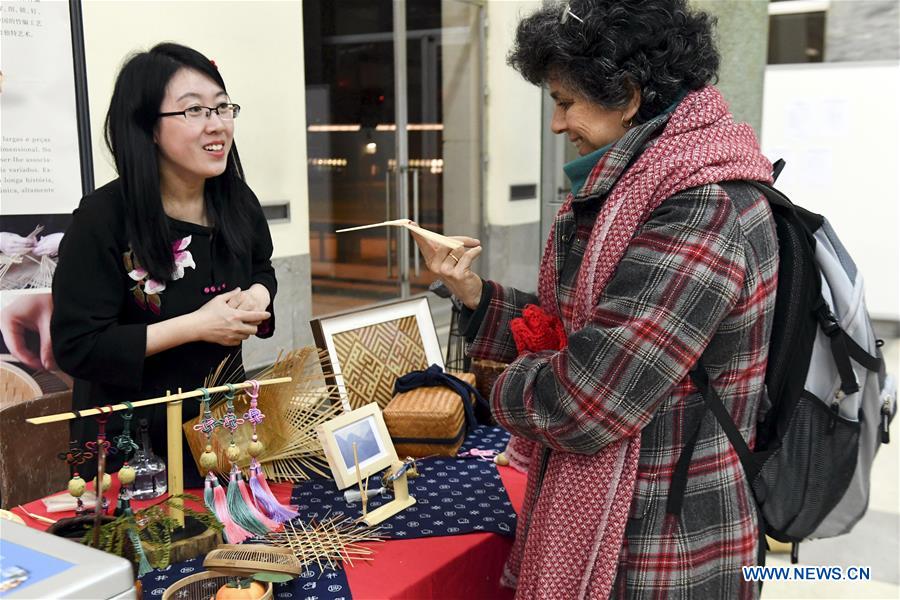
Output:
[
  {"xmin": 60, "ymin": 441, "xmax": 94, "ymax": 516},
  {"xmin": 194, "ymin": 387, "xmax": 253, "ymax": 543},
  {"xmin": 113, "ymin": 401, "xmax": 139, "ymax": 510},
  {"xmin": 244, "ymin": 379, "xmax": 298, "ymax": 522},
  {"xmin": 222, "ymin": 383, "xmax": 279, "ymax": 536},
  {"xmin": 85, "ymin": 407, "xmax": 116, "ymax": 513},
  {"xmin": 107, "ymin": 400, "xmax": 152, "ymax": 575}
]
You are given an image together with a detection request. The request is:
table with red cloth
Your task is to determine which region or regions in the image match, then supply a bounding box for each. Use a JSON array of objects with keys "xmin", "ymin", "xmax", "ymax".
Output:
[{"xmin": 13, "ymin": 460, "xmax": 527, "ymax": 599}]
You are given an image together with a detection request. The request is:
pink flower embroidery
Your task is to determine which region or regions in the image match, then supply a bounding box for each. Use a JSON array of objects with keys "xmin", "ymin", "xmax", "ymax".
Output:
[
  {"xmin": 127, "ymin": 267, "xmax": 148, "ymax": 281},
  {"xmin": 123, "ymin": 236, "xmax": 195, "ymax": 314},
  {"xmin": 144, "ymin": 279, "xmax": 167, "ymax": 294},
  {"xmin": 171, "ymin": 236, "xmax": 195, "ymax": 280}
]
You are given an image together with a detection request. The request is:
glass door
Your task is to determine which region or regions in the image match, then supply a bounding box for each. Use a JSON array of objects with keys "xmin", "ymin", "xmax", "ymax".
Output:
[{"xmin": 304, "ymin": 0, "xmax": 483, "ymax": 316}]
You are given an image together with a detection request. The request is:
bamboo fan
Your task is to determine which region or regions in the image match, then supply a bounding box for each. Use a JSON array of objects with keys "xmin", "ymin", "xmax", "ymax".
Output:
[
  {"xmin": 264, "ymin": 515, "xmax": 384, "ymax": 572},
  {"xmin": 257, "ymin": 349, "xmax": 348, "ymax": 481},
  {"xmin": 203, "ymin": 544, "xmax": 301, "ymax": 578},
  {"xmin": 184, "ymin": 348, "xmax": 347, "ymax": 482}
]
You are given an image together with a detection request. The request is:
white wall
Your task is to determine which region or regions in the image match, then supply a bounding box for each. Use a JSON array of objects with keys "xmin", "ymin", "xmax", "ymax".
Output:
[
  {"xmin": 81, "ymin": 0, "xmax": 309, "ymax": 259},
  {"xmin": 484, "ymin": 0, "xmax": 542, "ymax": 227},
  {"xmin": 761, "ymin": 61, "xmax": 900, "ymax": 321}
]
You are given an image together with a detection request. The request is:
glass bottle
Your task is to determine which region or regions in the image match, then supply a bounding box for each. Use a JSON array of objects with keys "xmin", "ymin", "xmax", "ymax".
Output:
[{"xmin": 130, "ymin": 418, "xmax": 167, "ymax": 500}]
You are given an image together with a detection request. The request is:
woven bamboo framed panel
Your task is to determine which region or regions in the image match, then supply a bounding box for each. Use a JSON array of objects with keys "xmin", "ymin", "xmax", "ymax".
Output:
[{"xmin": 310, "ymin": 296, "xmax": 444, "ymax": 411}]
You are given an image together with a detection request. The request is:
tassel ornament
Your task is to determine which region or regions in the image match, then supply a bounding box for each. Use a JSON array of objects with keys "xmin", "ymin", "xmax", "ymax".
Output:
[
  {"xmin": 243, "ymin": 380, "xmax": 298, "ymax": 522},
  {"xmin": 225, "ymin": 464, "xmax": 278, "ymax": 536},
  {"xmin": 221, "ymin": 384, "xmax": 279, "ymax": 537},
  {"xmin": 204, "ymin": 472, "xmax": 252, "ymax": 544}
]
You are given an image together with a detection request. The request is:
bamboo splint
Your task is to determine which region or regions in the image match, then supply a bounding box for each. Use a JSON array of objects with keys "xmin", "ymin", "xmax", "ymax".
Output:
[
  {"xmin": 24, "ymin": 377, "xmax": 293, "ymax": 425},
  {"xmin": 335, "ymin": 219, "xmax": 464, "ymax": 250}
]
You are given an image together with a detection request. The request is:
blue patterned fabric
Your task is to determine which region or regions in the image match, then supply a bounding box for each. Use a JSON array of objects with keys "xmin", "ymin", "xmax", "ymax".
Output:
[
  {"xmin": 290, "ymin": 426, "xmax": 516, "ymax": 539},
  {"xmin": 139, "ymin": 555, "xmax": 352, "ymax": 600}
]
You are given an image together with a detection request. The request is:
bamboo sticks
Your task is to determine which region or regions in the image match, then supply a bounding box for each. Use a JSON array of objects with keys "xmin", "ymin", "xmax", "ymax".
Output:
[
  {"xmin": 264, "ymin": 515, "xmax": 383, "ymax": 571},
  {"xmin": 167, "ymin": 390, "xmax": 184, "ymax": 527},
  {"xmin": 25, "ymin": 377, "xmax": 293, "ymax": 425},
  {"xmin": 335, "ymin": 219, "xmax": 464, "ymax": 250}
]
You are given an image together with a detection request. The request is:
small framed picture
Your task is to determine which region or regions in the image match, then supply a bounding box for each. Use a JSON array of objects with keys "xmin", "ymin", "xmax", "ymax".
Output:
[
  {"xmin": 310, "ymin": 296, "xmax": 444, "ymax": 411},
  {"xmin": 316, "ymin": 403, "xmax": 398, "ymax": 490}
]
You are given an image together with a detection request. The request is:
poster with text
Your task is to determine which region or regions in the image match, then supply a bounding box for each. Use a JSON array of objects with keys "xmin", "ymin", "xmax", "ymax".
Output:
[{"xmin": 1, "ymin": 1, "xmax": 82, "ymax": 400}]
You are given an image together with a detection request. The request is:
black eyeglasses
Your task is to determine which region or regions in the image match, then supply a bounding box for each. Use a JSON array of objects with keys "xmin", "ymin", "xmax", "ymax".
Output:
[{"xmin": 158, "ymin": 102, "xmax": 241, "ymax": 123}]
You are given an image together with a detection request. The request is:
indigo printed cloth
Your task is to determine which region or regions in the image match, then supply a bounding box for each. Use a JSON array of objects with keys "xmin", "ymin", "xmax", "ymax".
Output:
[
  {"xmin": 290, "ymin": 426, "xmax": 516, "ymax": 539},
  {"xmin": 139, "ymin": 556, "xmax": 352, "ymax": 600}
]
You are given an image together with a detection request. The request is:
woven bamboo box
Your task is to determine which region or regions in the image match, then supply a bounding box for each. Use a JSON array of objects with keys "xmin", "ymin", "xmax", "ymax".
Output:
[{"xmin": 383, "ymin": 372, "xmax": 476, "ymax": 458}]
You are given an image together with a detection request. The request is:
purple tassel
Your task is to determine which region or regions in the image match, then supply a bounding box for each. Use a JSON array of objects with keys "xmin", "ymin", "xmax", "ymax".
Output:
[{"xmin": 248, "ymin": 458, "xmax": 298, "ymax": 523}]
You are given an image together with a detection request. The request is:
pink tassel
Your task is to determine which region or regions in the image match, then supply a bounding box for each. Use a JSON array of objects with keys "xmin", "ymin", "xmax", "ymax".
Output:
[
  {"xmin": 207, "ymin": 474, "xmax": 253, "ymax": 544},
  {"xmin": 248, "ymin": 458, "xmax": 299, "ymax": 523},
  {"xmin": 237, "ymin": 473, "xmax": 281, "ymax": 532}
]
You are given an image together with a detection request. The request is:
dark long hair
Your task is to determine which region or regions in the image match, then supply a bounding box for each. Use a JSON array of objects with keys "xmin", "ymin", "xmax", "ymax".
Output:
[
  {"xmin": 104, "ymin": 42, "xmax": 253, "ymax": 282},
  {"xmin": 508, "ymin": 0, "xmax": 720, "ymax": 123}
]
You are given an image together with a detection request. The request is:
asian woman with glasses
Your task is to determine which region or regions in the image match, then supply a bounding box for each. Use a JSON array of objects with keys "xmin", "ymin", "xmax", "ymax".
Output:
[{"xmin": 51, "ymin": 43, "xmax": 277, "ymax": 485}]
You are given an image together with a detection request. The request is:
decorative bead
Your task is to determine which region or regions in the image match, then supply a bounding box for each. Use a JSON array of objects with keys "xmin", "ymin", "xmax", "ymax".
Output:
[
  {"xmin": 247, "ymin": 438, "xmax": 264, "ymax": 458},
  {"xmin": 200, "ymin": 444, "xmax": 218, "ymax": 470},
  {"xmin": 204, "ymin": 287, "xmax": 210, "ymax": 293},
  {"xmin": 494, "ymin": 452, "xmax": 510, "ymax": 466},
  {"xmin": 93, "ymin": 472, "xmax": 112, "ymax": 492},
  {"xmin": 68, "ymin": 474, "xmax": 86, "ymax": 498},
  {"xmin": 225, "ymin": 442, "xmax": 241, "ymax": 463},
  {"xmin": 118, "ymin": 463, "xmax": 136, "ymax": 485}
]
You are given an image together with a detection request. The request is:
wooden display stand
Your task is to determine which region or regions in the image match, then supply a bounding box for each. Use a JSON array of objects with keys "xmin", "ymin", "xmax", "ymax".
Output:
[
  {"xmin": 25, "ymin": 378, "xmax": 292, "ymax": 562},
  {"xmin": 362, "ymin": 460, "xmax": 416, "ymax": 527}
]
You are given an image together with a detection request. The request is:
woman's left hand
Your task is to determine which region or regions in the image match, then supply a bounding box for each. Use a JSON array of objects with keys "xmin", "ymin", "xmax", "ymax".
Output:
[{"xmin": 226, "ymin": 283, "xmax": 270, "ymax": 321}]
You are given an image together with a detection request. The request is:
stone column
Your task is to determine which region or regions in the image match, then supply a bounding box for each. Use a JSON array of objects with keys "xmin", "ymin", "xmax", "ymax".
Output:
[{"xmin": 691, "ymin": 0, "xmax": 770, "ymax": 134}]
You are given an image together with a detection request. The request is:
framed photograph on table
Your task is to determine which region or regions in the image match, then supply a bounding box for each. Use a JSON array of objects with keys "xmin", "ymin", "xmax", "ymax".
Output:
[
  {"xmin": 316, "ymin": 403, "xmax": 398, "ymax": 490},
  {"xmin": 310, "ymin": 296, "xmax": 444, "ymax": 411}
]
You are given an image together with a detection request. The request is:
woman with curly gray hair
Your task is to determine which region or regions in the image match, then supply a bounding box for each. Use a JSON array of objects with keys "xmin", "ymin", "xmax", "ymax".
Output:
[{"xmin": 412, "ymin": 1, "xmax": 777, "ymax": 597}]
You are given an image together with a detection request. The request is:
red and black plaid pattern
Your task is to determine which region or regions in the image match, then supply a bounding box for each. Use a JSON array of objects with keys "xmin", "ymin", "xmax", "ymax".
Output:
[{"xmin": 468, "ymin": 88, "xmax": 778, "ymax": 598}]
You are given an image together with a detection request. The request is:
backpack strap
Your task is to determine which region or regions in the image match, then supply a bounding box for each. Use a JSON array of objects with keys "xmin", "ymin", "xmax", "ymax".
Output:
[
  {"xmin": 666, "ymin": 364, "xmax": 759, "ymax": 516},
  {"xmin": 666, "ymin": 362, "xmax": 768, "ymax": 577},
  {"xmin": 690, "ymin": 364, "xmax": 759, "ymax": 476}
]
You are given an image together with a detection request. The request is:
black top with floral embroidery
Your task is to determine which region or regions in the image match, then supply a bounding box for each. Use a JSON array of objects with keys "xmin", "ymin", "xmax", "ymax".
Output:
[{"xmin": 51, "ymin": 178, "xmax": 277, "ymax": 484}]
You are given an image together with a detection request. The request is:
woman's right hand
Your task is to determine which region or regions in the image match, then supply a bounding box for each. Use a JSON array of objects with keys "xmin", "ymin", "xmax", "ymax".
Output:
[
  {"xmin": 409, "ymin": 228, "xmax": 483, "ymax": 309},
  {"xmin": 192, "ymin": 287, "xmax": 270, "ymax": 346}
]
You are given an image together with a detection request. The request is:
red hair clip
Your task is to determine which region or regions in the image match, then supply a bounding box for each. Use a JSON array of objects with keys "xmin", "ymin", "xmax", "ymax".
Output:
[{"xmin": 210, "ymin": 59, "xmax": 218, "ymax": 69}]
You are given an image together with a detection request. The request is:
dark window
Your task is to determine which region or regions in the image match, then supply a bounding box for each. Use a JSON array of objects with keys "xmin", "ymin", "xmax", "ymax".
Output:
[{"xmin": 768, "ymin": 11, "xmax": 827, "ymax": 64}]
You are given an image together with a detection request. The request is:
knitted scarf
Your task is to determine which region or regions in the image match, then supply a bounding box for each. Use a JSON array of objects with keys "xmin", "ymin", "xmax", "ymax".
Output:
[{"xmin": 501, "ymin": 86, "xmax": 772, "ymax": 599}]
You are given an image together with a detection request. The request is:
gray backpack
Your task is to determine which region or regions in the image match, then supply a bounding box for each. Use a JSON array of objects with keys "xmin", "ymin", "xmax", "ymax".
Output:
[{"xmin": 668, "ymin": 164, "xmax": 896, "ymax": 564}]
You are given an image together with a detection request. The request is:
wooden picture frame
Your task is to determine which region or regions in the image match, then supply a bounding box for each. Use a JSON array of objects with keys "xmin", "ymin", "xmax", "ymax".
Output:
[
  {"xmin": 310, "ymin": 296, "xmax": 444, "ymax": 411},
  {"xmin": 316, "ymin": 403, "xmax": 398, "ymax": 490}
]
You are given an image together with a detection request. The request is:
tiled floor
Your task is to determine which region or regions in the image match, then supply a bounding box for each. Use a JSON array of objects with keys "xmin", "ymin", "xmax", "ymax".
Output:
[{"xmin": 762, "ymin": 338, "xmax": 900, "ymax": 599}]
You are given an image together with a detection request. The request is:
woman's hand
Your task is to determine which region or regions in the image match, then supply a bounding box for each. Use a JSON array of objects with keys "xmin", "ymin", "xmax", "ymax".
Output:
[
  {"xmin": 409, "ymin": 227, "xmax": 483, "ymax": 309},
  {"xmin": 225, "ymin": 283, "xmax": 270, "ymax": 322},
  {"xmin": 32, "ymin": 232, "xmax": 64, "ymax": 257},
  {"xmin": 0, "ymin": 232, "xmax": 35, "ymax": 255},
  {"xmin": 192, "ymin": 287, "xmax": 270, "ymax": 346},
  {"xmin": 0, "ymin": 293, "xmax": 55, "ymax": 370}
]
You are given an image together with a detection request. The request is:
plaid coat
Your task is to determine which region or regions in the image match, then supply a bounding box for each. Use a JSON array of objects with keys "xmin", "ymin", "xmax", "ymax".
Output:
[{"xmin": 468, "ymin": 114, "xmax": 778, "ymax": 598}]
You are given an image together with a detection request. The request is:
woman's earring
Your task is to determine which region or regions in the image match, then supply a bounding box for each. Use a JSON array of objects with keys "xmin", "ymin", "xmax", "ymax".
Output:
[{"xmin": 621, "ymin": 115, "xmax": 634, "ymax": 129}]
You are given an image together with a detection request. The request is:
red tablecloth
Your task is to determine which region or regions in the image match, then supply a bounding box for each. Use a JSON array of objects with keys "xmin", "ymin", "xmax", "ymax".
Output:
[{"xmin": 14, "ymin": 465, "xmax": 527, "ymax": 600}]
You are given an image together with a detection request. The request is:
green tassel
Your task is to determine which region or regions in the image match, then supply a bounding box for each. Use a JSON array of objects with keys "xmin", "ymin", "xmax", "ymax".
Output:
[{"xmin": 226, "ymin": 466, "xmax": 270, "ymax": 537}]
